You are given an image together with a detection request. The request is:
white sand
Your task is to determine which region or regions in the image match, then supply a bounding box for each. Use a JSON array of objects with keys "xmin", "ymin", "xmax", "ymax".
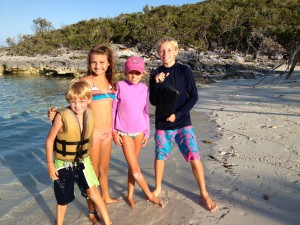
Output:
[
  {"xmin": 193, "ymin": 67, "xmax": 300, "ymax": 225},
  {"xmin": 1, "ymin": 67, "xmax": 299, "ymax": 225}
]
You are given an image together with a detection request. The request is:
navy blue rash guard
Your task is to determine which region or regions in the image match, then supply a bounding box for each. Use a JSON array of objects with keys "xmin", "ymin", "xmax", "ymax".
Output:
[{"xmin": 149, "ymin": 62, "xmax": 198, "ymax": 130}]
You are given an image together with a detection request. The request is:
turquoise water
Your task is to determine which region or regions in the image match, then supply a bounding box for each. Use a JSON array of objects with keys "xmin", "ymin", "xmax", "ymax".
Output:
[
  {"xmin": 0, "ymin": 75, "xmax": 73, "ymax": 218},
  {"xmin": 0, "ymin": 75, "xmax": 218, "ymax": 224},
  {"xmin": 0, "ymin": 75, "xmax": 72, "ymax": 155}
]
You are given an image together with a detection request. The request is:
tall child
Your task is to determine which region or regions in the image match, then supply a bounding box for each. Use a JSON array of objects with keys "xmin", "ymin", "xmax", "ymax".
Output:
[
  {"xmin": 112, "ymin": 56, "xmax": 164, "ymax": 208},
  {"xmin": 149, "ymin": 37, "xmax": 218, "ymax": 212},
  {"xmin": 45, "ymin": 79, "xmax": 112, "ymax": 225},
  {"xmin": 48, "ymin": 45, "xmax": 119, "ymax": 222},
  {"xmin": 81, "ymin": 45, "xmax": 119, "ymax": 215}
]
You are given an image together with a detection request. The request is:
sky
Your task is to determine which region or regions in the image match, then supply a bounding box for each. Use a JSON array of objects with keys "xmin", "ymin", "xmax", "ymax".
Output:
[{"xmin": 0, "ymin": 0, "xmax": 202, "ymax": 47}]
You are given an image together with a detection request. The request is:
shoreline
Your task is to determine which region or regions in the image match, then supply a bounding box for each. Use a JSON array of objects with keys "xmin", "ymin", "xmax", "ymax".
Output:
[
  {"xmin": 0, "ymin": 68, "xmax": 299, "ymax": 224},
  {"xmin": 0, "ymin": 47, "xmax": 286, "ymax": 81}
]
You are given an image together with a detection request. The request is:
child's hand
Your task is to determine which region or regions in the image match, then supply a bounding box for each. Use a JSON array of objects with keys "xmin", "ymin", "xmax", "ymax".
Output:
[
  {"xmin": 166, "ymin": 114, "xmax": 176, "ymax": 122},
  {"xmin": 113, "ymin": 133, "xmax": 123, "ymax": 146},
  {"xmin": 141, "ymin": 137, "xmax": 148, "ymax": 147},
  {"xmin": 47, "ymin": 163, "xmax": 59, "ymax": 180},
  {"xmin": 48, "ymin": 107, "xmax": 57, "ymax": 121},
  {"xmin": 155, "ymin": 72, "xmax": 169, "ymax": 83}
]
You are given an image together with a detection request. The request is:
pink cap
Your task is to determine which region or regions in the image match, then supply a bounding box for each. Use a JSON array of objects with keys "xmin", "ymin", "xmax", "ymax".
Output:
[{"xmin": 124, "ymin": 56, "xmax": 145, "ymax": 74}]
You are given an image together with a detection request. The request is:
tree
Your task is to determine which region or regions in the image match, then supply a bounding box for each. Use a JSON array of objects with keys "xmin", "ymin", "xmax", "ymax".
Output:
[
  {"xmin": 6, "ymin": 0, "xmax": 300, "ymax": 57},
  {"xmin": 6, "ymin": 37, "xmax": 16, "ymax": 47},
  {"xmin": 143, "ymin": 5, "xmax": 150, "ymax": 13},
  {"xmin": 286, "ymin": 46, "xmax": 300, "ymax": 79},
  {"xmin": 32, "ymin": 17, "xmax": 54, "ymax": 35}
]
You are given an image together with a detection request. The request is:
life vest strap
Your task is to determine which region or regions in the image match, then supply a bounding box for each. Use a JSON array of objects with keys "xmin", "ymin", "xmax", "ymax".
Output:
[
  {"xmin": 55, "ymin": 149, "xmax": 88, "ymax": 156},
  {"xmin": 55, "ymin": 138, "xmax": 89, "ymax": 156},
  {"xmin": 56, "ymin": 138, "xmax": 89, "ymax": 146}
]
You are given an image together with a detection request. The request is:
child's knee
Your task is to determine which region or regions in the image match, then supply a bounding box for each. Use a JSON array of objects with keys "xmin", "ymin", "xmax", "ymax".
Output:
[
  {"xmin": 132, "ymin": 172, "xmax": 141, "ymax": 180},
  {"xmin": 99, "ymin": 167, "xmax": 109, "ymax": 176}
]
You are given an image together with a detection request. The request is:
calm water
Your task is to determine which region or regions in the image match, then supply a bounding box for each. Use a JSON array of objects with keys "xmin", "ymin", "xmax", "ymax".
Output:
[
  {"xmin": 0, "ymin": 75, "xmax": 73, "ymax": 219},
  {"xmin": 0, "ymin": 75, "xmax": 73, "ymax": 156},
  {"xmin": 0, "ymin": 75, "xmax": 217, "ymax": 224}
]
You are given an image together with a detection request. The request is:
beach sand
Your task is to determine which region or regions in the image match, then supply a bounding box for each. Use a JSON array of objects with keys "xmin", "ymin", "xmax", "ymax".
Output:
[{"xmin": 1, "ymin": 67, "xmax": 299, "ymax": 225}]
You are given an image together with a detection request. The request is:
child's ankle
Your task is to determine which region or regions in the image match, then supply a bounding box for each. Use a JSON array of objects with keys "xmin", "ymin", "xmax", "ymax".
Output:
[{"xmin": 88, "ymin": 211, "xmax": 100, "ymax": 223}]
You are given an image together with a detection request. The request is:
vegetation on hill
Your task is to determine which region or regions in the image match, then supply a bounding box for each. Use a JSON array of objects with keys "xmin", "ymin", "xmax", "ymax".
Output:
[{"xmin": 4, "ymin": 0, "xmax": 300, "ymax": 57}]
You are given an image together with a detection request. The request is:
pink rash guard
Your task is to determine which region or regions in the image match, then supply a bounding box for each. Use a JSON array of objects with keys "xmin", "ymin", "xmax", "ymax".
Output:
[{"xmin": 112, "ymin": 80, "xmax": 150, "ymax": 137}]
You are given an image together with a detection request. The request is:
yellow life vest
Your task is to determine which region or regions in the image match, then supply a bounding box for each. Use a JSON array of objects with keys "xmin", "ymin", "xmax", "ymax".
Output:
[{"xmin": 54, "ymin": 107, "xmax": 94, "ymax": 162}]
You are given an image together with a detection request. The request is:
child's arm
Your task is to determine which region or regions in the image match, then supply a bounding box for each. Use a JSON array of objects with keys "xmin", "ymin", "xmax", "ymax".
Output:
[
  {"xmin": 149, "ymin": 71, "xmax": 170, "ymax": 106},
  {"xmin": 45, "ymin": 113, "xmax": 63, "ymax": 180},
  {"xmin": 112, "ymin": 88, "xmax": 118, "ymax": 132},
  {"xmin": 144, "ymin": 89, "xmax": 150, "ymax": 138},
  {"xmin": 141, "ymin": 136, "xmax": 148, "ymax": 147},
  {"xmin": 142, "ymin": 89, "xmax": 150, "ymax": 147},
  {"xmin": 149, "ymin": 73, "xmax": 158, "ymax": 106},
  {"xmin": 172, "ymin": 67, "xmax": 198, "ymax": 120},
  {"xmin": 47, "ymin": 107, "xmax": 58, "ymax": 121},
  {"xmin": 112, "ymin": 132, "xmax": 123, "ymax": 146},
  {"xmin": 112, "ymin": 84, "xmax": 122, "ymax": 146}
]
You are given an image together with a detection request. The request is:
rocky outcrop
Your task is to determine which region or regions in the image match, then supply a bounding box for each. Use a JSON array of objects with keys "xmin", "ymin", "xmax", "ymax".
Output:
[
  {"xmin": 0, "ymin": 46, "xmax": 284, "ymax": 82},
  {"xmin": 0, "ymin": 55, "xmax": 87, "ymax": 77}
]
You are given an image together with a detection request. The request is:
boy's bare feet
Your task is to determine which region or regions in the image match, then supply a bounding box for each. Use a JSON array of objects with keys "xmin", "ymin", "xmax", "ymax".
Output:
[
  {"xmin": 202, "ymin": 195, "xmax": 218, "ymax": 212},
  {"xmin": 153, "ymin": 186, "xmax": 161, "ymax": 197},
  {"xmin": 88, "ymin": 211, "xmax": 101, "ymax": 223}
]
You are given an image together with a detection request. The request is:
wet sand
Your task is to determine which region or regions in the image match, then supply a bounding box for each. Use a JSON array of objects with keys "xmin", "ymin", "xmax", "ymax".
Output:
[{"xmin": 1, "ymin": 67, "xmax": 299, "ymax": 225}]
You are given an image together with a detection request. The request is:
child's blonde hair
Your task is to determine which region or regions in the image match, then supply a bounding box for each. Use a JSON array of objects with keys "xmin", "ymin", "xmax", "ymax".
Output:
[
  {"xmin": 155, "ymin": 37, "xmax": 179, "ymax": 53},
  {"xmin": 65, "ymin": 79, "xmax": 91, "ymax": 101}
]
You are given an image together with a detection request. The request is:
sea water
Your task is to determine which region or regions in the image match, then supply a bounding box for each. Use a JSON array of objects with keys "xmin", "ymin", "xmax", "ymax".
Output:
[
  {"xmin": 0, "ymin": 75, "xmax": 72, "ymax": 222},
  {"xmin": 0, "ymin": 75, "xmax": 218, "ymax": 224}
]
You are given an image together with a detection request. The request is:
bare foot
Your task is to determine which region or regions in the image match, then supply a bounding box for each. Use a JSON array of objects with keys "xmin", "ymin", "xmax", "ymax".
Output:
[
  {"xmin": 104, "ymin": 197, "xmax": 120, "ymax": 204},
  {"xmin": 103, "ymin": 219, "xmax": 112, "ymax": 225},
  {"xmin": 202, "ymin": 195, "xmax": 218, "ymax": 212},
  {"xmin": 126, "ymin": 196, "xmax": 135, "ymax": 208},
  {"xmin": 88, "ymin": 211, "xmax": 101, "ymax": 223},
  {"xmin": 147, "ymin": 194, "xmax": 164, "ymax": 207},
  {"xmin": 153, "ymin": 186, "xmax": 161, "ymax": 197}
]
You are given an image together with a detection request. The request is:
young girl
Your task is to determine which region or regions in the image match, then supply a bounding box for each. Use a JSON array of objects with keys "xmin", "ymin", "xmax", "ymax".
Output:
[
  {"xmin": 112, "ymin": 56, "xmax": 164, "ymax": 208},
  {"xmin": 80, "ymin": 45, "xmax": 119, "ymax": 219},
  {"xmin": 48, "ymin": 45, "xmax": 119, "ymax": 222}
]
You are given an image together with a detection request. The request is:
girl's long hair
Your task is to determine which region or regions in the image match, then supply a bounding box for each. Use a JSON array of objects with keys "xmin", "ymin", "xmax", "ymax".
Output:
[{"xmin": 87, "ymin": 45, "xmax": 117, "ymax": 91}]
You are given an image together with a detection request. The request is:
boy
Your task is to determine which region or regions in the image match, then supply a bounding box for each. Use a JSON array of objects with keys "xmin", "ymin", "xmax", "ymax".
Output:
[
  {"xmin": 45, "ymin": 79, "xmax": 112, "ymax": 225},
  {"xmin": 149, "ymin": 37, "xmax": 218, "ymax": 212}
]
